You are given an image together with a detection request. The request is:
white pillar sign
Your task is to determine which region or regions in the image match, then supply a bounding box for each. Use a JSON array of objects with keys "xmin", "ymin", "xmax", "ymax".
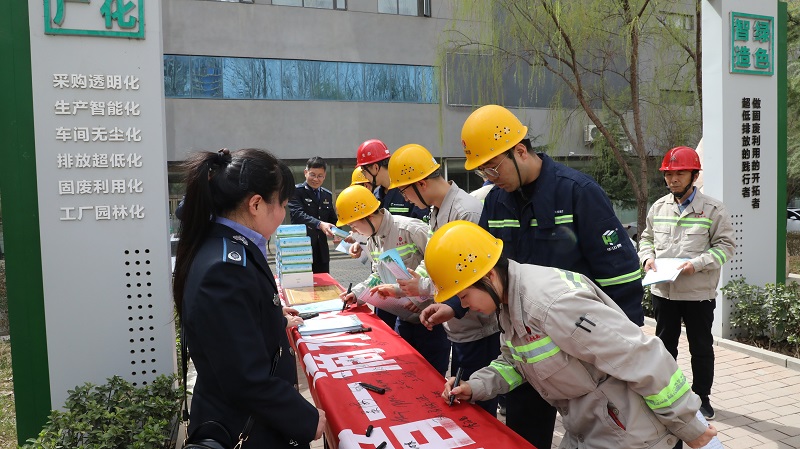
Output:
[
  {"xmin": 703, "ymin": 0, "xmax": 779, "ymax": 338},
  {"xmin": 29, "ymin": 0, "xmax": 175, "ymax": 408}
]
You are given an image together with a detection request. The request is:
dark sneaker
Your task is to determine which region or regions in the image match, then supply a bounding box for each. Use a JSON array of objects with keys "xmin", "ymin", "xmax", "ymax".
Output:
[
  {"xmin": 498, "ymin": 404, "xmax": 507, "ymax": 416},
  {"xmin": 700, "ymin": 397, "xmax": 715, "ymax": 420}
]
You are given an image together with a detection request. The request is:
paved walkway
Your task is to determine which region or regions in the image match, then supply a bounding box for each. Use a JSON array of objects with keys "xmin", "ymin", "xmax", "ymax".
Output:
[{"xmin": 298, "ymin": 319, "xmax": 800, "ymax": 449}]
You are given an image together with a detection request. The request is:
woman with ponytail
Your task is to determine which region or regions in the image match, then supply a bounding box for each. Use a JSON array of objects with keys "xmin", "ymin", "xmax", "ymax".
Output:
[{"xmin": 174, "ymin": 149, "xmax": 326, "ymax": 448}]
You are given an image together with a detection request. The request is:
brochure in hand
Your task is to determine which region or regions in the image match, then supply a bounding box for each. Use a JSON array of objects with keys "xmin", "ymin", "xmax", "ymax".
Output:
[
  {"xmin": 642, "ymin": 258, "xmax": 688, "ymax": 286},
  {"xmin": 297, "ymin": 314, "xmax": 364, "ymax": 336}
]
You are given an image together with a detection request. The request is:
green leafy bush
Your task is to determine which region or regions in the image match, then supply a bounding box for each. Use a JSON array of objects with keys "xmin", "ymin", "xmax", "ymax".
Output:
[
  {"xmin": 722, "ymin": 278, "xmax": 800, "ymax": 356},
  {"xmin": 23, "ymin": 374, "xmax": 182, "ymax": 449}
]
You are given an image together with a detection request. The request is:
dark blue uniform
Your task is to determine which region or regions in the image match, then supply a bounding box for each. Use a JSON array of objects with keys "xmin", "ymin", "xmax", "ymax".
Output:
[
  {"xmin": 289, "ymin": 182, "xmax": 337, "ymax": 273},
  {"xmin": 375, "ymin": 186, "xmax": 430, "ymax": 221},
  {"xmin": 477, "ymin": 153, "xmax": 644, "ymax": 448},
  {"xmin": 183, "ymin": 223, "xmax": 318, "ymax": 448}
]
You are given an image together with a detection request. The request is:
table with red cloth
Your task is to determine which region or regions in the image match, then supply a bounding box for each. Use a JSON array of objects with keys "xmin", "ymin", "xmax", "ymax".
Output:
[{"xmin": 282, "ymin": 274, "xmax": 535, "ymax": 449}]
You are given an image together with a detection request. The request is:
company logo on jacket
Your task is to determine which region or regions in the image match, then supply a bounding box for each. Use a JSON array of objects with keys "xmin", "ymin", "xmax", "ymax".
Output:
[{"xmin": 602, "ymin": 229, "xmax": 622, "ymax": 252}]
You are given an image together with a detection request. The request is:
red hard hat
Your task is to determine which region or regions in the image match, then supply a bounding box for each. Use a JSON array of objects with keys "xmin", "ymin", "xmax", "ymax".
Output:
[
  {"xmin": 356, "ymin": 139, "xmax": 391, "ymax": 166},
  {"xmin": 659, "ymin": 146, "xmax": 701, "ymax": 171}
]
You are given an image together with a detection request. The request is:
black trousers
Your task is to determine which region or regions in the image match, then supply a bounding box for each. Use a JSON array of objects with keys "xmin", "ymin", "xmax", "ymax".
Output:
[
  {"xmin": 652, "ymin": 295, "xmax": 716, "ymax": 398},
  {"xmin": 310, "ymin": 232, "xmax": 330, "ymax": 274},
  {"xmin": 506, "ymin": 382, "xmax": 557, "ymax": 449}
]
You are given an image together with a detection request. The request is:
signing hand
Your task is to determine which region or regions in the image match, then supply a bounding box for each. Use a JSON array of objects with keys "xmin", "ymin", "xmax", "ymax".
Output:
[
  {"xmin": 442, "ymin": 376, "xmax": 472, "ymax": 404},
  {"xmin": 340, "ymin": 291, "xmax": 356, "ymax": 306},
  {"xmin": 419, "ymin": 303, "xmax": 456, "ymax": 330}
]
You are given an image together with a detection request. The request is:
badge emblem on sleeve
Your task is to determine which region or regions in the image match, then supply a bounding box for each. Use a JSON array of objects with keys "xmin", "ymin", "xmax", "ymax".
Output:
[
  {"xmin": 228, "ymin": 251, "xmax": 242, "ymax": 262},
  {"xmin": 273, "ymin": 293, "xmax": 281, "ymax": 306}
]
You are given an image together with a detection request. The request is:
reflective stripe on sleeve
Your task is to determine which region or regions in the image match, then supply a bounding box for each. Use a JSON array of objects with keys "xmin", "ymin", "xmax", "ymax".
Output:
[
  {"xmin": 708, "ymin": 247, "xmax": 728, "ymax": 264},
  {"xmin": 489, "ymin": 360, "xmax": 524, "ymax": 390},
  {"xmin": 595, "ymin": 269, "xmax": 642, "ymax": 287},
  {"xmin": 506, "ymin": 337, "xmax": 561, "ymax": 363},
  {"xmin": 395, "ymin": 243, "xmax": 418, "ymax": 257},
  {"xmin": 643, "ymin": 368, "xmax": 691, "ymax": 410},
  {"xmin": 388, "ymin": 207, "xmax": 410, "ymax": 214},
  {"xmin": 555, "ymin": 268, "xmax": 591, "ymax": 290}
]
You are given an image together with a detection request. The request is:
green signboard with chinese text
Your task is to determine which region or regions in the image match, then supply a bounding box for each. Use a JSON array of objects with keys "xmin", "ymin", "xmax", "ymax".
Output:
[
  {"xmin": 730, "ymin": 11, "xmax": 774, "ymax": 76},
  {"xmin": 44, "ymin": 0, "xmax": 144, "ymax": 39}
]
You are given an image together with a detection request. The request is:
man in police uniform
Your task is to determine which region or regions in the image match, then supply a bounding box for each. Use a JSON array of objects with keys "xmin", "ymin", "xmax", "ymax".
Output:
[{"xmin": 288, "ymin": 157, "xmax": 338, "ymax": 274}]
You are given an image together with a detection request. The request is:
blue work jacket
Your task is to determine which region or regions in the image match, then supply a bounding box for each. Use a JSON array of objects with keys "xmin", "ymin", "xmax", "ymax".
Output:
[{"xmin": 479, "ymin": 153, "xmax": 644, "ymax": 325}]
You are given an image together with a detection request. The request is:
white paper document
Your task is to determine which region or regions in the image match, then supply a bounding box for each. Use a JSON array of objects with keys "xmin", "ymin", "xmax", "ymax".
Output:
[
  {"xmin": 642, "ymin": 258, "xmax": 687, "ymax": 286},
  {"xmin": 297, "ymin": 314, "xmax": 363, "ymax": 336},
  {"xmin": 694, "ymin": 411, "xmax": 724, "ymax": 449}
]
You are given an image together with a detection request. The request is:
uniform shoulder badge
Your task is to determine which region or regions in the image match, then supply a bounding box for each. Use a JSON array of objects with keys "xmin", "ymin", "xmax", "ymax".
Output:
[
  {"xmin": 222, "ymin": 238, "xmax": 247, "ymax": 267},
  {"xmin": 232, "ymin": 235, "xmax": 249, "ymax": 245}
]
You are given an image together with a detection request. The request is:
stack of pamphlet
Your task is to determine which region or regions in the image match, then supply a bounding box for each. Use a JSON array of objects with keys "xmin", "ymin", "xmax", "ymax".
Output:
[
  {"xmin": 275, "ymin": 224, "xmax": 314, "ymax": 288},
  {"xmin": 297, "ymin": 314, "xmax": 364, "ymax": 336}
]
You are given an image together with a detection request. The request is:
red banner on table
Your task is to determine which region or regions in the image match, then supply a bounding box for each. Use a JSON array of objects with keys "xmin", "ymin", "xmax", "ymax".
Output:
[{"xmin": 287, "ymin": 275, "xmax": 535, "ymax": 449}]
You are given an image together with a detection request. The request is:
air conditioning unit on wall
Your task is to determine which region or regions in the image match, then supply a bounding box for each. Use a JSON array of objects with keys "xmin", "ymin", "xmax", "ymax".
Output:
[{"xmin": 584, "ymin": 124, "xmax": 601, "ymax": 144}]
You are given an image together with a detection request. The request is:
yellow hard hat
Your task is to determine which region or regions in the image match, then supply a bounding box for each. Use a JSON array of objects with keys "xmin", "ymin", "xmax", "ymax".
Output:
[
  {"xmin": 350, "ymin": 167, "xmax": 370, "ymax": 186},
  {"xmin": 388, "ymin": 144, "xmax": 441, "ymax": 189},
  {"xmin": 425, "ymin": 220, "xmax": 504, "ymax": 302},
  {"xmin": 335, "ymin": 185, "xmax": 380, "ymax": 227},
  {"xmin": 461, "ymin": 105, "xmax": 528, "ymax": 171}
]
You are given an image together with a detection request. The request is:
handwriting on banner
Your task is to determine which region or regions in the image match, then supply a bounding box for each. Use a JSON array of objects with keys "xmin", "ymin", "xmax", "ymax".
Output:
[{"xmin": 337, "ymin": 417, "xmax": 477, "ymax": 449}]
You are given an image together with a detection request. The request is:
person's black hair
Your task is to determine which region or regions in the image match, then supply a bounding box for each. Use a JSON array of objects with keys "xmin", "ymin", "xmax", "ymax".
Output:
[
  {"xmin": 425, "ymin": 168, "xmax": 442, "ymax": 180},
  {"xmin": 172, "ymin": 148, "xmax": 294, "ymax": 316},
  {"xmin": 306, "ymin": 156, "xmax": 327, "ymax": 171},
  {"xmin": 376, "ymin": 158, "xmax": 390, "ymax": 168},
  {"xmin": 519, "ymin": 138, "xmax": 533, "ymax": 153}
]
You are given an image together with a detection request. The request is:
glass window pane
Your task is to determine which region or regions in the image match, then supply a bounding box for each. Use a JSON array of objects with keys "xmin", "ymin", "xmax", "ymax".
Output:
[
  {"xmin": 222, "ymin": 57, "xmax": 254, "ymax": 99},
  {"xmin": 272, "ymin": 0, "xmax": 302, "ymax": 6},
  {"xmin": 310, "ymin": 61, "xmax": 340, "ymax": 100},
  {"xmin": 364, "ymin": 64, "xmax": 394, "ymax": 101},
  {"xmin": 304, "ymin": 0, "xmax": 333, "ymax": 8},
  {"xmin": 395, "ymin": 65, "xmax": 416, "ymax": 102},
  {"xmin": 338, "ymin": 62, "xmax": 364, "ymax": 101},
  {"xmin": 252, "ymin": 59, "xmax": 282, "ymax": 99},
  {"xmin": 191, "ymin": 56, "xmax": 223, "ymax": 98},
  {"xmin": 282, "ymin": 60, "xmax": 302, "ymax": 99},
  {"xmin": 398, "ymin": 0, "xmax": 417, "ymax": 16},
  {"xmin": 378, "ymin": 0, "xmax": 398, "ymax": 14},
  {"xmin": 163, "ymin": 55, "xmax": 191, "ymax": 98},
  {"xmin": 415, "ymin": 65, "xmax": 437, "ymax": 103}
]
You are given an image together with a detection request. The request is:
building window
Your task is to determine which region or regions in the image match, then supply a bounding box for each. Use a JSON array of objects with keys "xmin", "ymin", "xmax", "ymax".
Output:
[
  {"xmin": 659, "ymin": 12, "xmax": 694, "ymax": 30},
  {"xmin": 659, "ymin": 89, "xmax": 695, "ymax": 106},
  {"xmin": 378, "ymin": 0, "xmax": 431, "ymax": 17},
  {"xmin": 272, "ymin": 0, "xmax": 346, "ymax": 9},
  {"xmin": 164, "ymin": 55, "xmax": 438, "ymax": 104}
]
